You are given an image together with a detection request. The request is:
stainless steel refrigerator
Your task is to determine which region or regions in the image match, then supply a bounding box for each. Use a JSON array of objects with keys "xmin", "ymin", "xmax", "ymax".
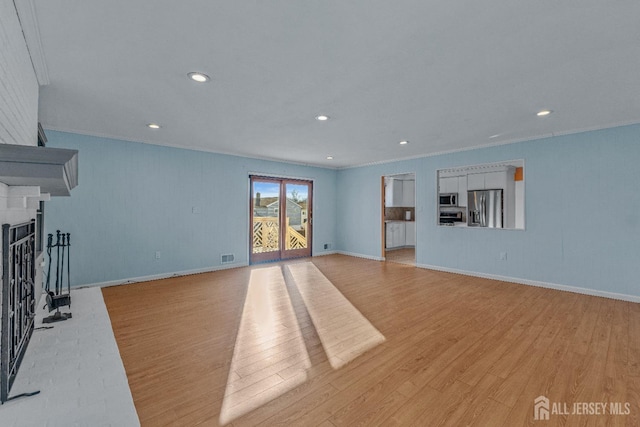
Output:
[{"xmin": 467, "ymin": 189, "xmax": 503, "ymax": 228}]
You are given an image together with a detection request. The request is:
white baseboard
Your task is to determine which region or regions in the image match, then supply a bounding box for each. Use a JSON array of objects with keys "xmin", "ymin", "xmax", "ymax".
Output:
[
  {"xmin": 335, "ymin": 250, "xmax": 384, "ymax": 262},
  {"xmin": 83, "ymin": 252, "xmax": 346, "ymax": 288},
  {"xmin": 81, "ymin": 252, "xmax": 343, "ymax": 288},
  {"xmin": 313, "ymin": 250, "xmax": 339, "ymax": 257},
  {"xmin": 80, "ymin": 255, "xmax": 638, "ymax": 303},
  {"xmin": 79, "ymin": 262, "xmax": 249, "ymax": 289},
  {"xmin": 417, "ymin": 263, "xmax": 640, "ymax": 303}
]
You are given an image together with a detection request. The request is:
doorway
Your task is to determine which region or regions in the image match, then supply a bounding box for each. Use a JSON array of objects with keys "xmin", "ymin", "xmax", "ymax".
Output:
[
  {"xmin": 382, "ymin": 173, "xmax": 416, "ymax": 266},
  {"xmin": 250, "ymin": 176, "xmax": 312, "ymax": 264}
]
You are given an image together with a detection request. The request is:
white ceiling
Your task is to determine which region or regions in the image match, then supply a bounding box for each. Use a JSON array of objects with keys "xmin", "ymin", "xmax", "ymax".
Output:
[{"xmin": 32, "ymin": 0, "xmax": 640, "ymax": 168}]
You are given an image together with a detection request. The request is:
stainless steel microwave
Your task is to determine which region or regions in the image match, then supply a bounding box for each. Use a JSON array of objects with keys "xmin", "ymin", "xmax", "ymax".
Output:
[{"xmin": 439, "ymin": 193, "xmax": 458, "ymax": 207}]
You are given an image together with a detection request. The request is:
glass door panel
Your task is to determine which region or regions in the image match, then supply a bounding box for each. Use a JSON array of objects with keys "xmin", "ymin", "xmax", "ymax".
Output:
[
  {"xmin": 282, "ymin": 182, "xmax": 312, "ymax": 259},
  {"xmin": 251, "ymin": 178, "xmax": 282, "ymax": 263},
  {"xmin": 250, "ymin": 177, "xmax": 312, "ymax": 263}
]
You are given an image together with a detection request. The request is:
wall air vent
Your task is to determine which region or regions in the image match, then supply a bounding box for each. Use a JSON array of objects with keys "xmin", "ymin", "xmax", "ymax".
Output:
[{"xmin": 221, "ymin": 254, "xmax": 235, "ymax": 264}]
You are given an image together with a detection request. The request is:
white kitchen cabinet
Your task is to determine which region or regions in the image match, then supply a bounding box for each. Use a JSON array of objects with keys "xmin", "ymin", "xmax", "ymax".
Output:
[
  {"xmin": 393, "ymin": 180, "xmax": 403, "ymax": 206},
  {"xmin": 484, "ymin": 171, "xmax": 506, "ymax": 190},
  {"xmin": 386, "ymin": 178, "xmax": 415, "ymax": 207},
  {"xmin": 402, "ymin": 180, "xmax": 415, "ymax": 207},
  {"xmin": 405, "ymin": 221, "xmax": 416, "ymax": 246},
  {"xmin": 439, "ymin": 177, "xmax": 458, "ymax": 194},
  {"xmin": 457, "ymin": 175, "xmax": 467, "ymax": 207},
  {"xmin": 385, "ymin": 221, "xmax": 406, "ymax": 248},
  {"xmin": 385, "ymin": 178, "xmax": 404, "ymax": 207},
  {"xmin": 467, "ymin": 170, "xmax": 510, "ymax": 191},
  {"xmin": 384, "ymin": 178, "xmax": 392, "ymax": 207},
  {"xmin": 467, "ymin": 173, "xmax": 484, "ymax": 191},
  {"xmin": 395, "ymin": 222, "xmax": 406, "ymax": 247},
  {"xmin": 385, "ymin": 223, "xmax": 393, "ymax": 248}
]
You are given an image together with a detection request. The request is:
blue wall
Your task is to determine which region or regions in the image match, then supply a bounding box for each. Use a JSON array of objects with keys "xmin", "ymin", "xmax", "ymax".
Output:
[
  {"xmin": 46, "ymin": 125, "xmax": 640, "ymax": 298},
  {"xmin": 337, "ymin": 124, "xmax": 640, "ymax": 297},
  {"xmin": 45, "ymin": 131, "xmax": 337, "ymax": 286}
]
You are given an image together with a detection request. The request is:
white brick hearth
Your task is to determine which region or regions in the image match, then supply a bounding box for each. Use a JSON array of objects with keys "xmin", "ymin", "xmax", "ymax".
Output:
[{"xmin": 0, "ymin": 288, "xmax": 139, "ymax": 426}]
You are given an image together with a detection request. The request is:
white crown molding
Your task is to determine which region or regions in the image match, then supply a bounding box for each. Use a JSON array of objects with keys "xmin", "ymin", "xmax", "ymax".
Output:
[
  {"xmin": 42, "ymin": 125, "xmax": 340, "ymax": 170},
  {"xmin": 14, "ymin": 0, "xmax": 50, "ymax": 85},
  {"xmin": 339, "ymin": 119, "xmax": 640, "ymax": 170}
]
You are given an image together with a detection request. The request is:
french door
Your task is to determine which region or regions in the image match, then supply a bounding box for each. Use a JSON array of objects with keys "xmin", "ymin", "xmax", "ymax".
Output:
[{"xmin": 250, "ymin": 176, "xmax": 312, "ymax": 263}]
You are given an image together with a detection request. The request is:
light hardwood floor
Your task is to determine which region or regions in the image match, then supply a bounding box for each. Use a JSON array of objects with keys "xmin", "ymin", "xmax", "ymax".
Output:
[
  {"xmin": 102, "ymin": 254, "xmax": 640, "ymax": 426},
  {"xmin": 385, "ymin": 247, "xmax": 415, "ymax": 265}
]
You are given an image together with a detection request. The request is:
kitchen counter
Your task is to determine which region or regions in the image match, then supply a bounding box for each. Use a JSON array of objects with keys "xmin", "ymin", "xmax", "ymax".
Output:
[{"xmin": 385, "ymin": 219, "xmax": 415, "ymax": 223}]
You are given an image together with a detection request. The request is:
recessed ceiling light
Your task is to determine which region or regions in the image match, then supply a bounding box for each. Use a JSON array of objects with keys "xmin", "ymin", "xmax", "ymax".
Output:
[
  {"xmin": 147, "ymin": 123, "xmax": 161, "ymax": 129},
  {"xmin": 399, "ymin": 140, "xmax": 409, "ymax": 145},
  {"xmin": 326, "ymin": 156, "xmax": 334, "ymax": 160},
  {"xmin": 536, "ymin": 109, "xmax": 553, "ymax": 117},
  {"xmin": 316, "ymin": 115, "xmax": 329, "ymax": 121},
  {"xmin": 188, "ymin": 72, "xmax": 210, "ymax": 83}
]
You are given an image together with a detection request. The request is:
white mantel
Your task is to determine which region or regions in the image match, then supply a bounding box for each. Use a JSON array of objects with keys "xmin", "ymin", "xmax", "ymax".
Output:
[
  {"xmin": 0, "ymin": 182, "xmax": 49, "ymax": 311},
  {"xmin": 0, "ymin": 182, "xmax": 49, "ymax": 225}
]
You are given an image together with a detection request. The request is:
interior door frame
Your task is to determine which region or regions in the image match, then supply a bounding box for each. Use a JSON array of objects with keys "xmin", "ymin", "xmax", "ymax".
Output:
[
  {"xmin": 381, "ymin": 176, "xmax": 386, "ymax": 259},
  {"xmin": 249, "ymin": 175, "xmax": 313, "ymax": 264},
  {"xmin": 381, "ymin": 172, "xmax": 417, "ymax": 263}
]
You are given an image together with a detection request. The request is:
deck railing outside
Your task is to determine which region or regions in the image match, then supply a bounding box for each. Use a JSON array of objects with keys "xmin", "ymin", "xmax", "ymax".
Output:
[{"xmin": 253, "ymin": 217, "xmax": 307, "ymax": 253}]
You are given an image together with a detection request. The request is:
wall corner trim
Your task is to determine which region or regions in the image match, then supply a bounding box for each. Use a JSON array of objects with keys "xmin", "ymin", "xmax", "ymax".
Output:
[
  {"xmin": 335, "ymin": 251, "xmax": 385, "ymax": 262},
  {"xmin": 416, "ymin": 263, "xmax": 640, "ymax": 303}
]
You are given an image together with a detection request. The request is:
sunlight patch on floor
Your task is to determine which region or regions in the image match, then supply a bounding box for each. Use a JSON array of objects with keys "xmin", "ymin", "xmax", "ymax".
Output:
[
  {"xmin": 285, "ymin": 263, "xmax": 385, "ymax": 369},
  {"xmin": 219, "ymin": 266, "xmax": 310, "ymax": 425}
]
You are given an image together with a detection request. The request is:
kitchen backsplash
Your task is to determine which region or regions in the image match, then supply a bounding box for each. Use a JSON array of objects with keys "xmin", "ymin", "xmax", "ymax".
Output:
[{"xmin": 385, "ymin": 207, "xmax": 415, "ymax": 221}]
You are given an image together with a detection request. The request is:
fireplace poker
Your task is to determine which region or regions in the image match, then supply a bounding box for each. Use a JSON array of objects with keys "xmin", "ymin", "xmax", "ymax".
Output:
[
  {"xmin": 54, "ymin": 230, "xmax": 61, "ymax": 294},
  {"xmin": 45, "ymin": 233, "xmax": 53, "ymax": 293}
]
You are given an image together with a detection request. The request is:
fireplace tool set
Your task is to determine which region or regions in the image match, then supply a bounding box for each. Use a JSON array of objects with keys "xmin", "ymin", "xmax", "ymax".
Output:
[{"xmin": 43, "ymin": 230, "xmax": 72, "ymax": 323}]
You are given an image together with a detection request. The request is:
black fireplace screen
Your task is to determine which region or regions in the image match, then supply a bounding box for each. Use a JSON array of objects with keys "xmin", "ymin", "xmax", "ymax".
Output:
[{"xmin": 1, "ymin": 220, "xmax": 36, "ymax": 403}]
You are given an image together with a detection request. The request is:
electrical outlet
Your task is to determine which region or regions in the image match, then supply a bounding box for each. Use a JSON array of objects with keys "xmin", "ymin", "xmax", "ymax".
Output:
[
  {"xmin": 499, "ymin": 252, "xmax": 507, "ymax": 261},
  {"xmin": 155, "ymin": 251, "xmax": 161, "ymax": 259},
  {"xmin": 324, "ymin": 243, "xmax": 331, "ymax": 250},
  {"xmin": 192, "ymin": 206, "xmax": 201, "ymax": 214}
]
